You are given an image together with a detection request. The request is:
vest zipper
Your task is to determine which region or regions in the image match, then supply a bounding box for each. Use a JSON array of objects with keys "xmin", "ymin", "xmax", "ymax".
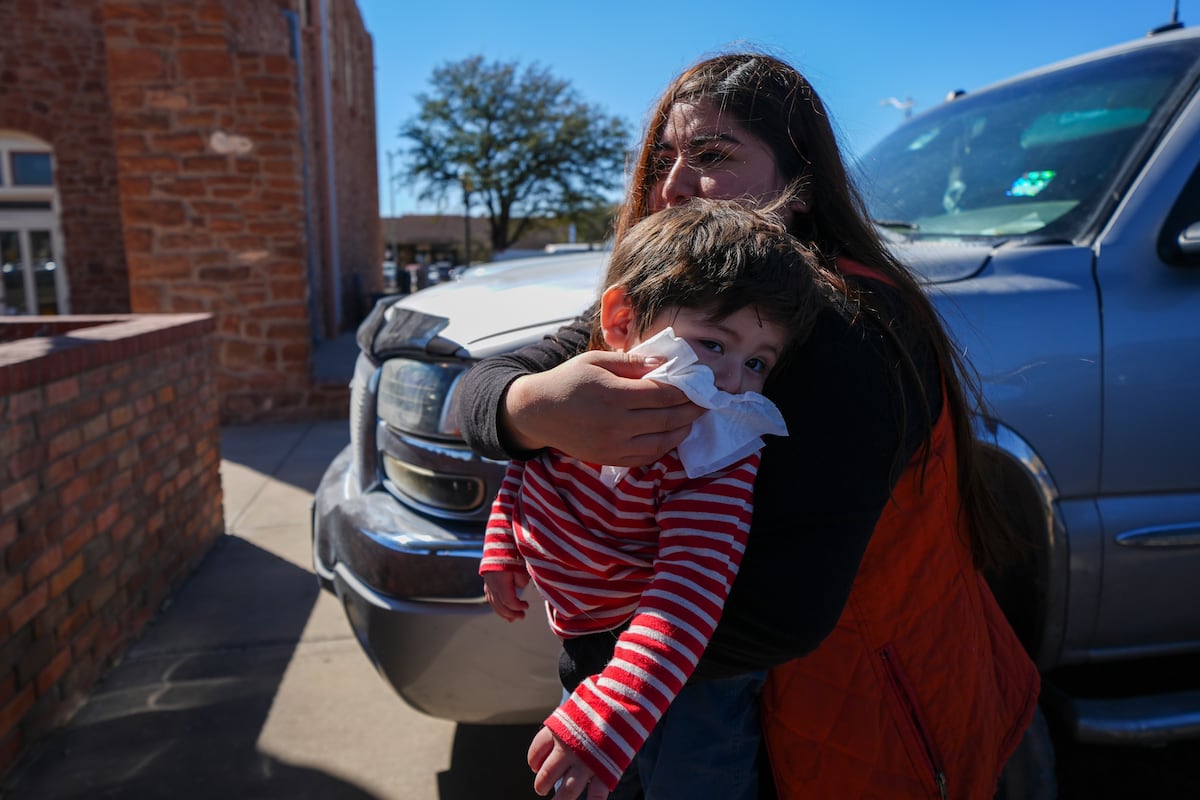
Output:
[{"xmin": 879, "ymin": 645, "xmax": 949, "ymax": 800}]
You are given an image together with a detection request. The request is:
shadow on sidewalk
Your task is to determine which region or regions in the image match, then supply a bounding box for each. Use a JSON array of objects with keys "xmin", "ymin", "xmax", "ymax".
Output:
[
  {"xmin": 438, "ymin": 723, "xmax": 544, "ymax": 799},
  {"xmin": 220, "ymin": 421, "xmax": 349, "ymax": 497},
  {"xmin": 0, "ymin": 537, "xmax": 377, "ymax": 800}
]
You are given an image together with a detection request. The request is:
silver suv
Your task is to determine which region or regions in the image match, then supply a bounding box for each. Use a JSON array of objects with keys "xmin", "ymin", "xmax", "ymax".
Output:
[{"xmin": 313, "ymin": 26, "xmax": 1200, "ymax": 789}]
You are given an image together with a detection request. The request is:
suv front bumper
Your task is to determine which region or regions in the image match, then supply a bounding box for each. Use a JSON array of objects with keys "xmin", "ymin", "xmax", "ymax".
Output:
[{"xmin": 312, "ymin": 443, "xmax": 560, "ymax": 724}]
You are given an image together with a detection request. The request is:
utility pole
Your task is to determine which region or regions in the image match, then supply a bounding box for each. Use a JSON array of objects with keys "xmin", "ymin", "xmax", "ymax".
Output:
[
  {"xmin": 385, "ymin": 150, "xmax": 401, "ymax": 264},
  {"xmin": 460, "ymin": 170, "xmax": 473, "ymax": 268},
  {"xmin": 386, "ymin": 150, "xmax": 398, "ymax": 219},
  {"xmin": 880, "ymin": 96, "xmax": 915, "ymax": 120}
]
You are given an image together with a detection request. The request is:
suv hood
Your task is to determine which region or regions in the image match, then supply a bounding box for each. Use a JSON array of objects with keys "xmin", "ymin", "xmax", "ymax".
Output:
[
  {"xmin": 385, "ymin": 242, "xmax": 993, "ymax": 356},
  {"xmin": 899, "ymin": 240, "xmax": 995, "ymax": 283},
  {"xmin": 389, "ymin": 251, "xmax": 609, "ymax": 355}
]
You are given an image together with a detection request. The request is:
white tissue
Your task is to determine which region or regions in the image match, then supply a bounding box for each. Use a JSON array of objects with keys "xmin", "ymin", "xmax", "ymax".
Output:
[{"xmin": 602, "ymin": 327, "xmax": 788, "ymax": 484}]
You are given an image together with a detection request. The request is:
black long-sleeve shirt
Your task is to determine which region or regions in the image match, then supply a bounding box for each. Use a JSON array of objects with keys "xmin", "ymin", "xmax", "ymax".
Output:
[{"xmin": 459, "ymin": 275, "xmax": 942, "ymax": 679}]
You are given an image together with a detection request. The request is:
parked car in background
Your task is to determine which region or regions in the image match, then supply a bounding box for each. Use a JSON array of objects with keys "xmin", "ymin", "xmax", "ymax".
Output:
[
  {"xmin": 314, "ymin": 25, "xmax": 1200, "ymax": 796},
  {"xmin": 425, "ymin": 261, "xmax": 462, "ymax": 286}
]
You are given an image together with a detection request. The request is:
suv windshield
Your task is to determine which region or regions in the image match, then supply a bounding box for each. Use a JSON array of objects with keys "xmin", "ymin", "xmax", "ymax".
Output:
[{"xmin": 858, "ymin": 38, "xmax": 1200, "ymax": 242}]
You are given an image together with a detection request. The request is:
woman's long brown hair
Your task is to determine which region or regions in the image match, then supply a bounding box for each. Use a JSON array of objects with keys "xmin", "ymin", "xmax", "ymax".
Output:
[{"xmin": 615, "ymin": 53, "xmax": 1022, "ymax": 571}]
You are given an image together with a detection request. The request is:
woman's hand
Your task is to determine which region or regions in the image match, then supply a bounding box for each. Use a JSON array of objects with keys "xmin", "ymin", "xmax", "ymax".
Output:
[
  {"xmin": 528, "ymin": 726, "xmax": 607, "ymax": 800},
  {"xmin": 500, "ymin": 350, "xmax": 703, "ymax": 466}
]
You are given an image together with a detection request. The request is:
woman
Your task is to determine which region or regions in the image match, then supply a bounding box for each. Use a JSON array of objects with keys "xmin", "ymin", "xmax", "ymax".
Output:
[{"xmin": 460, "ymin": 53, "xmax": 1039, "ymax": 799}]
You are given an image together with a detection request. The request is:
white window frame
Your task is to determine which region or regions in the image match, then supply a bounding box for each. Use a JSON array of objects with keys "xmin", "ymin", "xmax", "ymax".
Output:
[{"xmin": 0, "ymin": 131, "xmax": 67, "ymax": 315}]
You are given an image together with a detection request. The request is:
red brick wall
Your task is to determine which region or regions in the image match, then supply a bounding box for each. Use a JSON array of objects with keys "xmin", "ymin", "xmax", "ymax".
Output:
[
  {"xmin": 0, "ymin": 315, "xmax": 223, "ymax": 777},
  {"xmin": 100, "ymin": 0, "xmax": 323, "ymax": 421},
  {"xmin": 0, "ymin": 0, "xmax": 131, "ymax": 313},
  {"xmin": 325, "ymin": 0, "xmax": 383, "ymax": 326},
  {"xmin": 297, "ymin": 0, "xmax": 382, "ymax": 339},
  {"xmin": 3, "ymin": 0, "xmax": 374, "ymax": 423}
]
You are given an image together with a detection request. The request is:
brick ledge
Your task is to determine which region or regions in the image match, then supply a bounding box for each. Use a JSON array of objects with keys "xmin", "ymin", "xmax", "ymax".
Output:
[{"xmin": 0, "ymin": 314, "xmax": 215, "ymax": 395}]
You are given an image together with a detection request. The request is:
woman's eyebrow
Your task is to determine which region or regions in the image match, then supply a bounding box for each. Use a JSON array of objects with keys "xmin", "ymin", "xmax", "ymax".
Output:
[
  {"xmin": 652, "ymin": 132, "xmax": 742, "ymax": 151},
  {"xmin": 689, "ymin": 132, "xmax": 741, "ymax": 146}
]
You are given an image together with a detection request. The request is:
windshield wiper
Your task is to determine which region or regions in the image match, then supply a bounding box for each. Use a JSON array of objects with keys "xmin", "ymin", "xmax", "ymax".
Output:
[{"xmin": 874, "ymin": 218, "xmax": 920, "ymax": 231}]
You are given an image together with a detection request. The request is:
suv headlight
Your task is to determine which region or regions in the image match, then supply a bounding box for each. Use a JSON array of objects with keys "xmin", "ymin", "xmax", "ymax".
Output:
[{"xmin": 377, "ymin": 358, "xmax": 467, "ymax": 439}]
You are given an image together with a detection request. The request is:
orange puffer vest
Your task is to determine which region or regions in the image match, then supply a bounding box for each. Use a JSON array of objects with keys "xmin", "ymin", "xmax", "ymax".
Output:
[{"xmin": 761, "ymin": 264, "xmax": 1040, "ymax": 799}]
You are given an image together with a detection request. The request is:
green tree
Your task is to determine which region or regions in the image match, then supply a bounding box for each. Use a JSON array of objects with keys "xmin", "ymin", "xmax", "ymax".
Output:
[
  {"xmin": 560, "ymin": 199, "xmax": 620, "ymax": 244},
  {"xmin": 401, "ymin": 56, "xmax": 630, "ymax": 253}
]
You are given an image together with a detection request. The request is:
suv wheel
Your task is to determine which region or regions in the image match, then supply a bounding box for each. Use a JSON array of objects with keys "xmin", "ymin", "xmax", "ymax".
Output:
[{"xmin": 994, "ymin": 706, "xmax": 1057, "ymax": 799}]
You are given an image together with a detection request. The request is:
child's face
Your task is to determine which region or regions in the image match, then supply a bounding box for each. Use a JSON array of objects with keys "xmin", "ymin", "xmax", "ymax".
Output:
[{"xmin": 641, "ymin": 305, "xmax": 787, "ymax": 395}]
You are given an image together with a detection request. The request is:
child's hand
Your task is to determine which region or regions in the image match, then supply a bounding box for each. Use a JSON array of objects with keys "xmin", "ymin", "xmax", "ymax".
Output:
[
  {"xmin": 482, "ymin": 570, "xmax": 529, "ymax": 621},
  {"xmin": 527, "ymin": 726, "xmax": 606, "ymax": 799}
]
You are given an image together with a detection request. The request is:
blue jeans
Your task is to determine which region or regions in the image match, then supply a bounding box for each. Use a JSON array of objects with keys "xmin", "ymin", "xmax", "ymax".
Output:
[{"xmin": 605, "ymin": 670, "xmax": 766, "ymax": 800}]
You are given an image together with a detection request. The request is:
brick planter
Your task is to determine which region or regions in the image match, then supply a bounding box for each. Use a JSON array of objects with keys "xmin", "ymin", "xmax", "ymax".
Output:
[{"xmin": 0, "ymin": 314, "xmax": 224, "ymax": 776}]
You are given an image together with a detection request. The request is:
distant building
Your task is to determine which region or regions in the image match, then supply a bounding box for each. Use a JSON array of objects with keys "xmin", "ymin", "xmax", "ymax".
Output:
[
  {"xmin": 383, "ymin": 214, "xmax": 582, "ymax": 266},
  {"xmin": 0, "ymin": 0, "xmax": 379, "ymax": 421}
]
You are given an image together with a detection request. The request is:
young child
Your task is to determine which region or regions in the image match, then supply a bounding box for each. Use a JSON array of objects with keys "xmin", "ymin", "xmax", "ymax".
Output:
[{"xmin": 478, "ymin": 198, "xmax": 824, "ymax": 800}]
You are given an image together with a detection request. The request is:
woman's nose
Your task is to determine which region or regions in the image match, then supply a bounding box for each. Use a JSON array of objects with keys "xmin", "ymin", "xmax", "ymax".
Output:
[{"xmin": 655, "ymin": 157, "xmax": 698, "ymax": 209}]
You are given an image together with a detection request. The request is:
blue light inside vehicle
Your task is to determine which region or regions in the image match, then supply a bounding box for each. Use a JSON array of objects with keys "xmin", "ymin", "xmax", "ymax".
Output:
[{"xmin": 1007, "ymin": 170, "xmax": 1057, "ymax": 197}]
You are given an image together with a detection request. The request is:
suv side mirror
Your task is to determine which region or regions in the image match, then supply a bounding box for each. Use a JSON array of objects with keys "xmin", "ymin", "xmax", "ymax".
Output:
[
  {"xmin": 1159, "ymin": 160, "xmax": 1200, "ymax": 267},
  {"xmin": 1177, "ymin": 221, "xmax": 1200, "ymax": 259}
]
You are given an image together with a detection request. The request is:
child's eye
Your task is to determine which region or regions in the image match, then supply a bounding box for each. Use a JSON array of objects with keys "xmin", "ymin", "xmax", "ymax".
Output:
[
  {"xmin": 746, "ymin": 357, "xmax": 770, "ymax": 374},
  {"xmin": 698, "ymin": 339, "xmax": 724, "ymax": 354}
]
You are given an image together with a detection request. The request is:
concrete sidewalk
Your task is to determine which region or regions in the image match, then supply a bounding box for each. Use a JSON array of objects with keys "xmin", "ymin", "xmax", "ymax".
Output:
[
  {"xmin": 0, "ymin": 421, "xmax": 540, "ymax": 800},
  {"xmin": 8, "ymin": 422, "xmax": 1200, "ymax": 799}
]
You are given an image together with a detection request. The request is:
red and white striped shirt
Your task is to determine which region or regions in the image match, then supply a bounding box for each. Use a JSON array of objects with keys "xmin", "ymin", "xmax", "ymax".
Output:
[{"xmin": 479, "ymin": 448, "xmax": 758, "ymax": 790}]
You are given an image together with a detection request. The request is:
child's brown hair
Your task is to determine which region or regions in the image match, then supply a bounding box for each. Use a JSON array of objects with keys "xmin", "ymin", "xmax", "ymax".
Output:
[{"xmin": 590, "ymin": 198, "xmax": 826, "ymax": 357}]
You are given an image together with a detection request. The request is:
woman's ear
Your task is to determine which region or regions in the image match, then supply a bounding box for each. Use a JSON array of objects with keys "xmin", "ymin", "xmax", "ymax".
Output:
[
  {"xmin": 786, "ymin": 186, "xmax": 812, "ymax": 214},
  {"xmin": 599, "ymin": 284, "xmax": 636, "ymax": 351},
  {"xmin": 782, "ymin": 176, "xmax": 812, "ymax": 218}
]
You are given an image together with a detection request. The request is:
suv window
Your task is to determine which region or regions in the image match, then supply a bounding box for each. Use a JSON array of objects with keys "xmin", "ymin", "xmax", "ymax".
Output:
[{"xmin": 859, "ymin": 39, "xmax": 1200, "ymax": 241}]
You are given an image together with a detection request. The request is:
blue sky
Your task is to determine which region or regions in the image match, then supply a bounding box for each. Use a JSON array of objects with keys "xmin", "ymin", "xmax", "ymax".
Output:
[{"xmin": 358, "ymin": 0, "xmax": 1182, "ymax": 216}]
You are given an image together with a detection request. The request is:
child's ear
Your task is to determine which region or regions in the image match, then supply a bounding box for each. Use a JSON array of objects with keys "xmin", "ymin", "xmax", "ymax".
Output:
[{"xmin": 599, "ymin": 284, "xmax": 636, "ymax": 351}]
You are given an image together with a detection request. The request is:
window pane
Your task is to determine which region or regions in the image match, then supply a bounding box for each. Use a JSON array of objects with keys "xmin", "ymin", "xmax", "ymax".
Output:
[
  {"xmin": 31, "ymin": 230, "xmax": 57, "ymax": 314},
  {"xmin": 1, "ymin": 230, "xmax": 28, "ymax": 314},
  {"xmin": 10, "ymin": 152, "xmax": 53, "ymax": 186},
  {"xmin": 0, "ymin": 201, "xmax": 53, "ymax": 211}
]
